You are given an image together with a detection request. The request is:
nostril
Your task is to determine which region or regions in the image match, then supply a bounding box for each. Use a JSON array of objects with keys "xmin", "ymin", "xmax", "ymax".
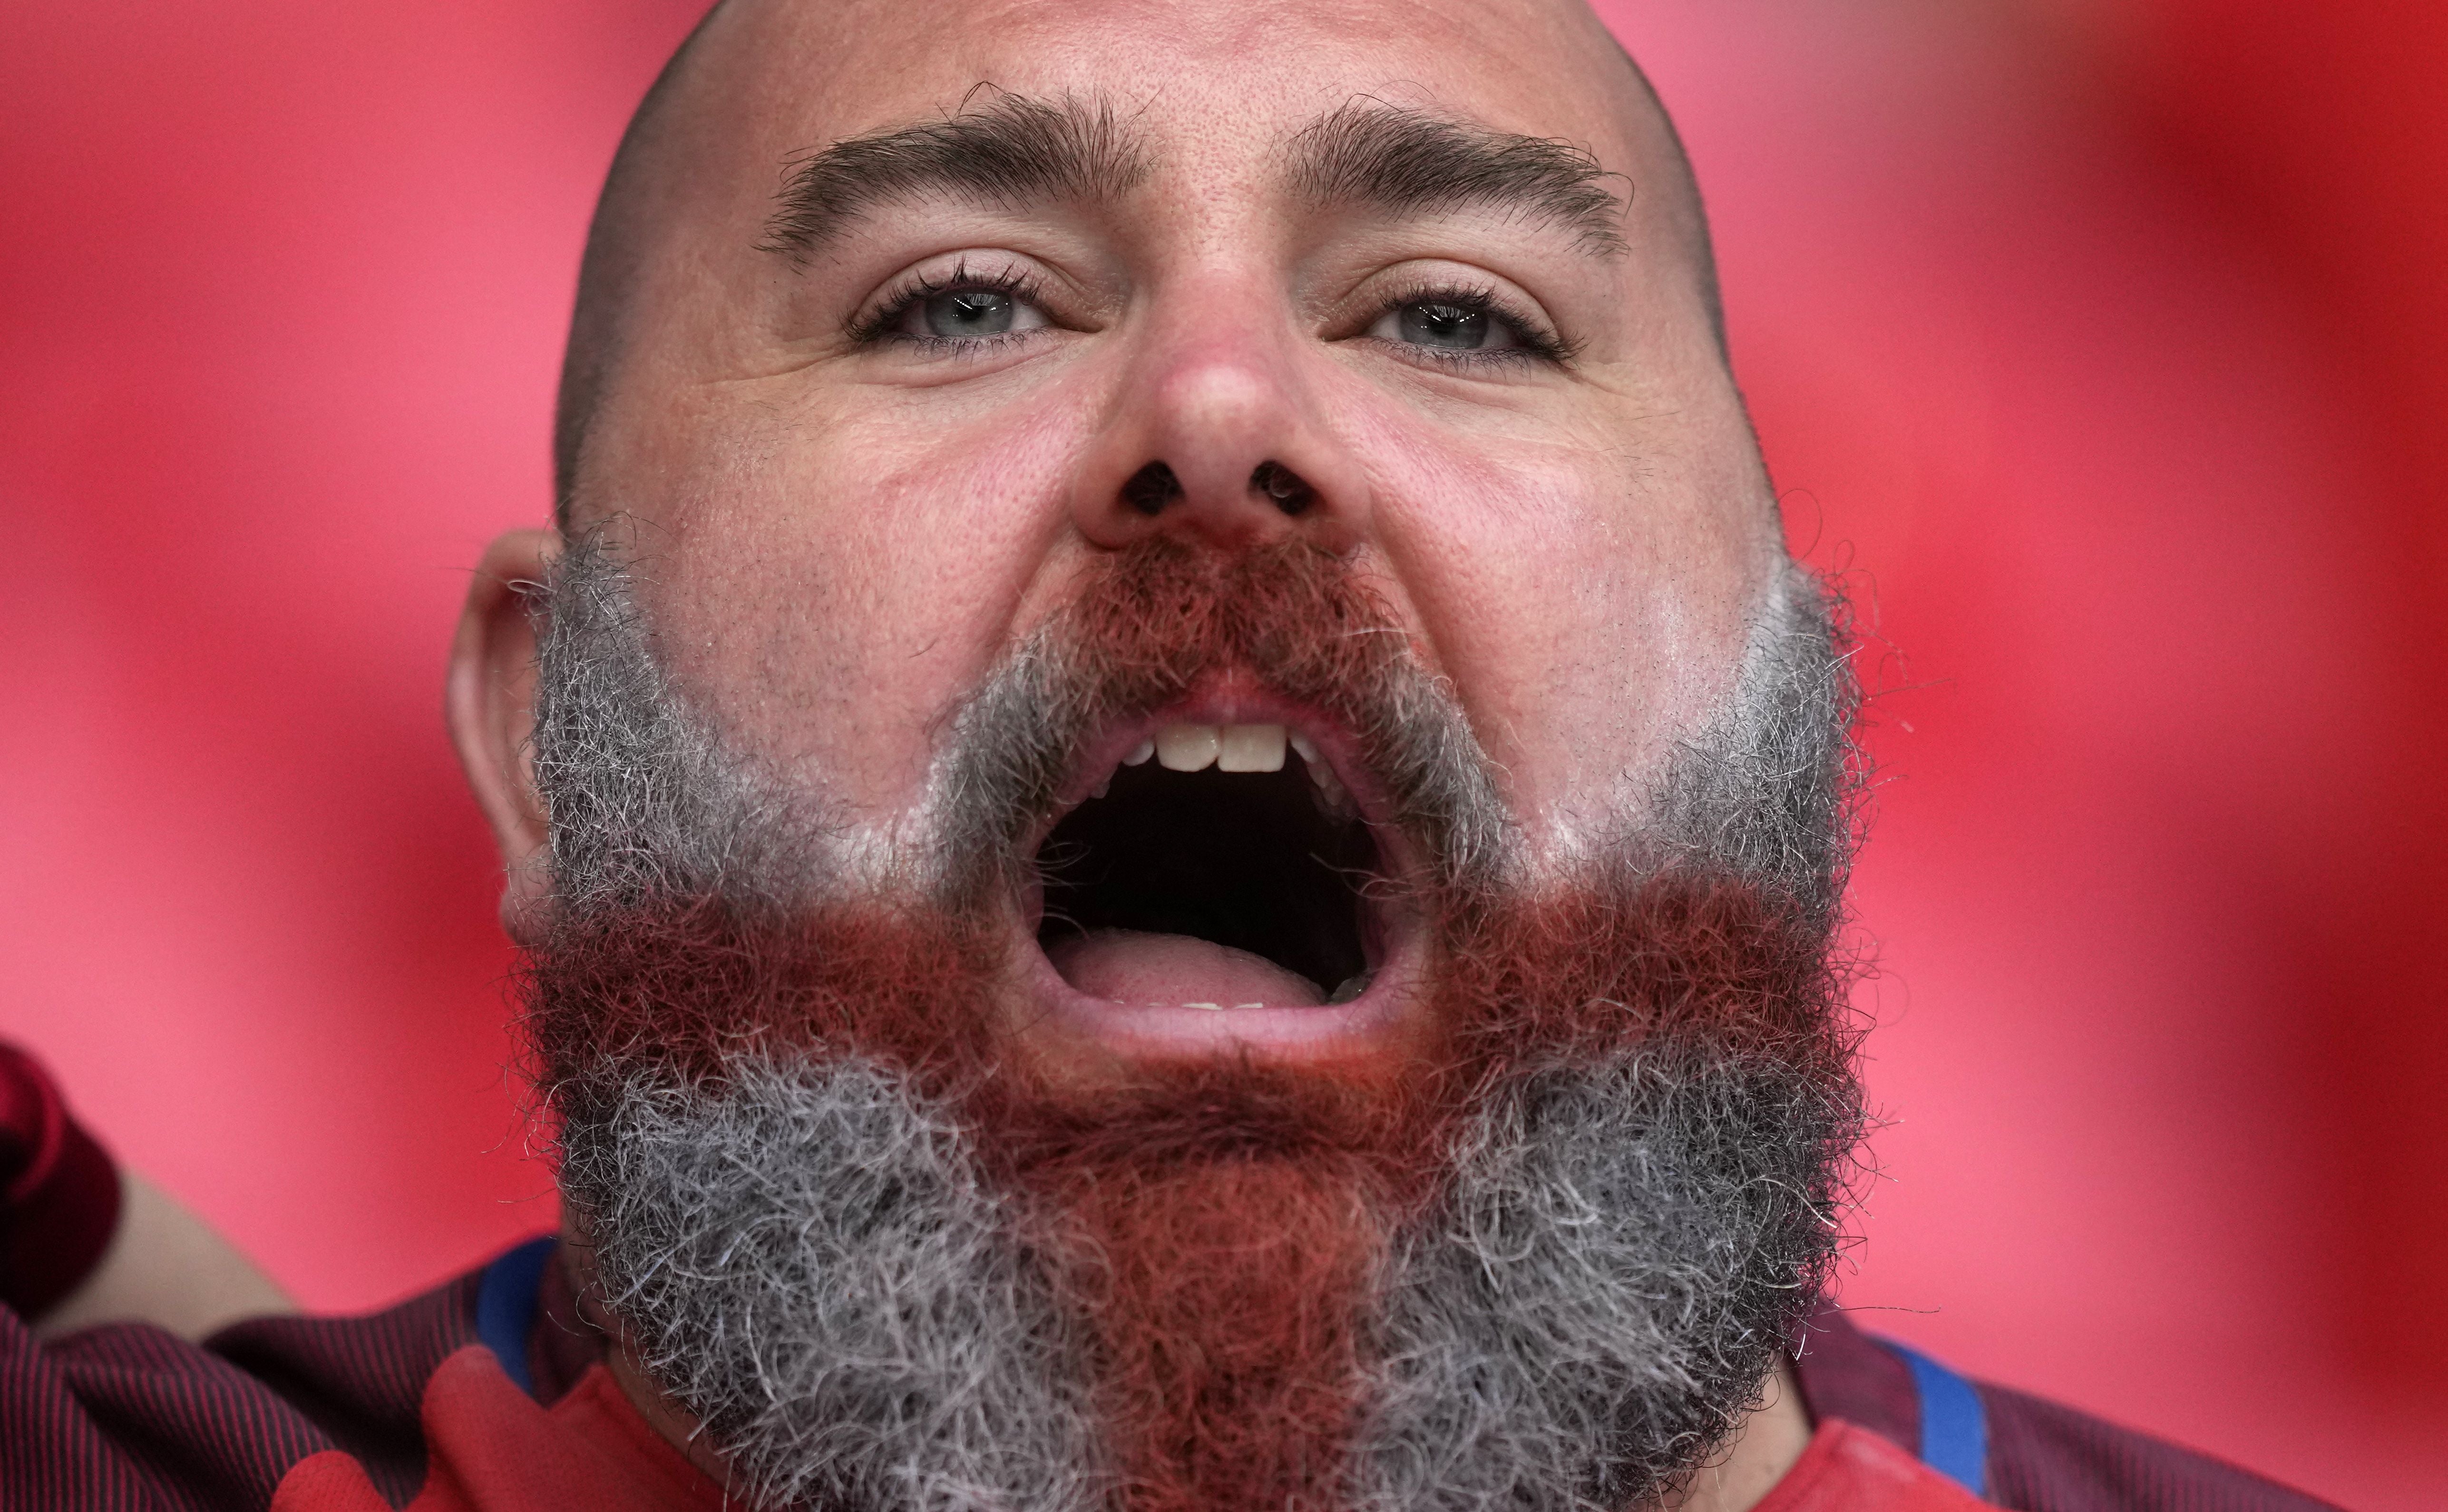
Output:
[
  {"xmin": 1249, "ymin": 461, "xmax": 1316, "ymax": 515},
  {"xmin": 1121, "ymin": 461, "xmax": 1185, "ymax": 515}
]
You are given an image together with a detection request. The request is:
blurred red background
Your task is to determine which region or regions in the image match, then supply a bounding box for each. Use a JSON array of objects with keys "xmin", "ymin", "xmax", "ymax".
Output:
[{"xmin": 2, "ymin": 1, "xmax": 2441, "ymax": 1505}]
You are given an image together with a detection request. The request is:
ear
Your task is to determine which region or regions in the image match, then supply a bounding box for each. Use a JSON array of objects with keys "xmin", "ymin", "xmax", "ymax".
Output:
[{"xmin": 447, "ymin": 528, "xmax": 562, "ymax": 942}]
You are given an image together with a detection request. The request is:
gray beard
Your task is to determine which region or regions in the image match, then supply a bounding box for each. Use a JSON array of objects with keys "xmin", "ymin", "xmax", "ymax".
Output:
[
  {"xmin": 560, "ymin": 1037, "xmax": 1849, "ymax": 1512},
  {"xmin": 559, "ymin": 1058, "xmax": 1102, "ymax": 1512},
  {"xmin": 1356, "ymin": 1047, "xmax": 1841, "ymax": 1512},
  {"xmin": 533, "ymin": 533, "xmax": 1865, "ymax": 1512}
]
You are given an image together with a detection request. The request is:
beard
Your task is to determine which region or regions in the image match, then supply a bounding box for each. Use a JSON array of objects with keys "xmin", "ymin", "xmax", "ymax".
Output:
[{"xmin": 523, "ymin": 531, "xmax": 1866, "ymax": 1512}]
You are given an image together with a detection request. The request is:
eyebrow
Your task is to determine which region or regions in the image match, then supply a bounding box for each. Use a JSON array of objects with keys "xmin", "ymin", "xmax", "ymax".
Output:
[
  {"xmin": 1287, "ymin": 102, "xmax": 1629, "ymax": 257},
  {"xmin": 760, "ymin": 94, "xmax": 1148, "ymax": 262}
]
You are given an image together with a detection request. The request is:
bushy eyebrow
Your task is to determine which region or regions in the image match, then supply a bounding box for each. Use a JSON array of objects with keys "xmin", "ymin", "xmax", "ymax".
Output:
[
  {"xmin": 757, "ymin": 95, "xmax": 1625, "ymax": 265},
  {"xmin": 1286, "ymin": 101, "xmax": 1629, "ymax": 257},
  {"xmin": 760, "ymin": 93, "xmax": 1148, "ymax": 262}
]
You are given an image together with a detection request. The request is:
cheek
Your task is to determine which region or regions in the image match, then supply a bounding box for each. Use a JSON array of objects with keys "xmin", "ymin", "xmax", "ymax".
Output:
[
  {"xmin": 1347, "ymin": 394, "xmax": 1772, "ymax": 843},
  {"xmin": 630, "ymin": 377, "xmax": 1100, "ymax": 817}
]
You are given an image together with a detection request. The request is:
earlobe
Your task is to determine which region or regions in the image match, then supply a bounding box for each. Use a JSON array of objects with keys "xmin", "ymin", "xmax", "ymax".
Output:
[{"xmin": 446, "ymin": 528, "xmax": 562, "ymax": 940}]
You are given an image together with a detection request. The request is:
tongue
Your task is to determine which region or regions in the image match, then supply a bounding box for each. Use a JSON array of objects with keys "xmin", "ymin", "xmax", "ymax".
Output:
[{"xmin": 1047, "ymin": 928, "xmax": 1327, "ymax": 1008}]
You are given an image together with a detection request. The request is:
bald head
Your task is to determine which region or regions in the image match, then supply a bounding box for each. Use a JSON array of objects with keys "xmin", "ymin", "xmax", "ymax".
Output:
[
  {"xmin": 550, "ymin": 0, "xmax": 1731, "ymax": 518},
  {"xmin": 552, "ymin": 0, "xmax": 730, "ymax": 518}
]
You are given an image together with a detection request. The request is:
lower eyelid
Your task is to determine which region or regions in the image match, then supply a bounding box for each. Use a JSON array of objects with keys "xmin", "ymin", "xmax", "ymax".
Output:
[
  {"xmin": 880, "ymin": 328, "xmax": 1058, "ymax": 364},
  {"xmin": 1409, "ymin": 344, "xmax": 1543, "ymax": 368}
]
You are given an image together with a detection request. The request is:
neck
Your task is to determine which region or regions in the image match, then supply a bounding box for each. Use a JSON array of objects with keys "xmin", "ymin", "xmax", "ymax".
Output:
[{"xmin": 1661, "ymin": 1362, "xmax": 1814, "ymax": 1512}]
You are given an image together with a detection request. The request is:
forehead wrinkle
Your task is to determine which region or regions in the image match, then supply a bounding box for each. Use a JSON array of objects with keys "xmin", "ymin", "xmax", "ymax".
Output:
[
  {"xmin": 759, "ymin": 90, "xmax": 1150, "ymax": 263},
  {"xmin": 1285, "ymin": 99, "xmax": 1629, "ymax": 257}
]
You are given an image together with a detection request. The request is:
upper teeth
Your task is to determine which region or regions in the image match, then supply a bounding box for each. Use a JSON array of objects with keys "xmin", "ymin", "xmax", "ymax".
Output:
[{"xmin": 1154, "ymin": 723, "xmax": 1287, "ymax": 773}]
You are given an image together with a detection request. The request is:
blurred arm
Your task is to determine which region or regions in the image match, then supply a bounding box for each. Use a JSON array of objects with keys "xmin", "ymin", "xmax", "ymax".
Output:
[
  {"xmin": 33, "ymin": 1170, "xmax": 294, "ymax": 1340},
  {"xmin": 3, "ymin": 1041, "xmax": 293, "ymax": 1340}
]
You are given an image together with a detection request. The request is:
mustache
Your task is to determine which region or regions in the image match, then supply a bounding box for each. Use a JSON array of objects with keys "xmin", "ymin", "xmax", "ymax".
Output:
[
  {"xmin": 932, "ymin": 534, "xmax": 1512, "ymax": 908},
  {"xmin": 528, "ymin": 526, "xmax": 1859, "ymax": 935}
]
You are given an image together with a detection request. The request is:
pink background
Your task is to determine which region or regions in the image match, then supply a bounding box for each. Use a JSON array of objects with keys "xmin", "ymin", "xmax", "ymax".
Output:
[{"xmin": 3, "ymin": 2, "xmax": 2441, "ymax": 1505}]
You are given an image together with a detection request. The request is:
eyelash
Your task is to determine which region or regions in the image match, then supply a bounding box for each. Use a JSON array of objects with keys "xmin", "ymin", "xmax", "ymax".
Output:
[
  {"xmin": 1365, "ymin": 280, "xmax": 1576, "ymax": 368},
  {"xmin": 849, "ymin": 260, "xmax": 1053, "ymax": 354},
  {"xmin": 849, "ymin": 265, "xmax": 1574, "ymax": 368}
]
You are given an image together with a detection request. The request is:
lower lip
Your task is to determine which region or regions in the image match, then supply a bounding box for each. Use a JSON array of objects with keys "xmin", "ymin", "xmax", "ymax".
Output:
[{"xmin": 1014, "ymin": 924, "xmax": 1429, "ymax": 1064}]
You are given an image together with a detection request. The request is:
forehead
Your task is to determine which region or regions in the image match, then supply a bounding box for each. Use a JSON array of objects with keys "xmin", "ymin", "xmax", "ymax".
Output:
[{"xmin": 673, "ymin": 0, "xmax": 1655, "ymax": 215}]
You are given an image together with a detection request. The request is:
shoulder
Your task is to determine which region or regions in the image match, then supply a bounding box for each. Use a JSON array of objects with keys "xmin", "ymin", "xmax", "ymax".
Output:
[
  {"xmin": 6, "ymin": 1249, "xmax": 504, "ymax": 1509},
  {"xmin": 1788, "ymin": 1305, "xmax": 2340, "ymax": 1512}
]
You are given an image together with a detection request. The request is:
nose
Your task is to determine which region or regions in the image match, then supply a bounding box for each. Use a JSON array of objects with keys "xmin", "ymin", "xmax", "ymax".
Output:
[{"xmin": 1070, "ymin": 313, "xmax": 1371, "ymax": 554}]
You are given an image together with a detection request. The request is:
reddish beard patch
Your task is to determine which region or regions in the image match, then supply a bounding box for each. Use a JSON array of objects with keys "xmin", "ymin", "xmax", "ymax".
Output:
[
  {"xmin": 1436, "ymin": 869, "xmax": 1847, "ymax": 1068},
  {"xmin": 1053, "ymin": 537, "xmax": 1422, "ymax": 717},
  {"xmin": 1024, "ymin": 1138, "xmax": 1391, "ymax": 1512},
  {"xmin": 526, "ymin": 899, "xmax": 1009, "ymax": 1105}
]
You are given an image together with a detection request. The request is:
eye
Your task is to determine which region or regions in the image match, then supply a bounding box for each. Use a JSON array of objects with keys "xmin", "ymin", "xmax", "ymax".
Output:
[
  {"xmin": 1362, "ymin": 286, "xmax": 1568, "ymax": 366},
  {"xmin": 855, "ymin": 262, "xmax": 1059, "ymax": 352},
  {"xmin": 1379, "ymin": 299, "xmax": 1512, "ymax": 351},
  {"xmin": 897, "ymin": 285, "xmax": 1048, "ymax": 340}
]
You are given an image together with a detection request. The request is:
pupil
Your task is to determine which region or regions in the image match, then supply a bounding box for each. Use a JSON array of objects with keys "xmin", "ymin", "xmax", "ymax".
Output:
[
  {"xmin": 926, "ymin": 289, "xmax": 1015, "ymax": 337},
  {"xmin": 1399, "ymin": 301, "xmax": 1487, "ymax": 349}
]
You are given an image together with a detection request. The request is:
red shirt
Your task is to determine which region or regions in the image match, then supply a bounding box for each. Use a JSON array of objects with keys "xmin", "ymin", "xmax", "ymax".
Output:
[{"xmin": 265, "ymin": 1341, "xmax": 1984, "ymax": 1512}]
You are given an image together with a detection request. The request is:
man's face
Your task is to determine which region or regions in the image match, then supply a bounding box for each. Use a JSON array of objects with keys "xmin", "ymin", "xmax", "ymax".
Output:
[
  {"xmin": 473, "ymin": 4, "xmax": 1862, "ymax": 1508},
  {"xmin": 552, "ymin": 0, "xmax": 1784, "ymax": 1092}
]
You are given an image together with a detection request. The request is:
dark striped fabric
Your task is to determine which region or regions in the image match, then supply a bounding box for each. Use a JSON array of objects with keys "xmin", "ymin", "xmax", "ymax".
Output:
[
  {"xmin": 1791, "ymin": 1306, "xmax": 2343, "ymax": 1511},
  {"xmin": 1, "ymin": 1270, "xmax": 481, "ymax": 1509}
]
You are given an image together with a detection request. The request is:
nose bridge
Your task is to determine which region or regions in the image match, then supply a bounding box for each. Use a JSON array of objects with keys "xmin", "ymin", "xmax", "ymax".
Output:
[{"xmin": 1070, "ymin": 270, "xmax": 1370, "ymax": 552}]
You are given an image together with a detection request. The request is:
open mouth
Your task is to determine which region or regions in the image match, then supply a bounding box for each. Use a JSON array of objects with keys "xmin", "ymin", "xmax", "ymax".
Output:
[{"xmin": 1025, "ymin": 710, "xmax": 1416, "ymax": 1046}]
